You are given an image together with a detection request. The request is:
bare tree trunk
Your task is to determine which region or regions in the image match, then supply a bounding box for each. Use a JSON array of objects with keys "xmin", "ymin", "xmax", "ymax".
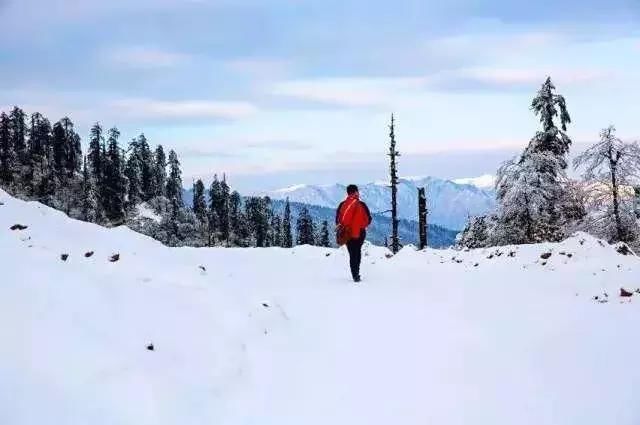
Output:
[
  {"xmin": 388, "ymin": 114, "xmax": 400, "ymax": 254},
  {"xmin": 418, "ymin": 187, "xmax": 427, "ymax": 250},
  {"xmin": 610, "ymin": 155, "xmax": 623, "ymax": 241}
]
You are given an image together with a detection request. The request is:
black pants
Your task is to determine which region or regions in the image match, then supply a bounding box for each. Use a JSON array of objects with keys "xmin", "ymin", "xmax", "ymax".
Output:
[{"xmin": 346, "ymin": 231, "xmax": 366, "ymax": 280}]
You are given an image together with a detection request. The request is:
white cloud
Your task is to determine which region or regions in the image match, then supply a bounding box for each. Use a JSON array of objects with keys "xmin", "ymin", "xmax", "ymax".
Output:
[
  {"xmin": 451, "ymin": 67, "xmax": 610, "ymax": 87},
  {"xmin": 106, "ymin": 46, "xmax": 190, "ymax": 68},
  {"xmin": 270, "ymin": 77, "xmax": 428, "ymax": 108},
  {"xmin": 109, "ymin": 98, "xmax": 258, "ymax": 119}
]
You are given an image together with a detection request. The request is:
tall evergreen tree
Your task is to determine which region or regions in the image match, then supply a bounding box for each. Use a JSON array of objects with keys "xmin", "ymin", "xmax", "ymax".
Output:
[
  {"xmin": 296, "ymin": 206, "xmax": 316, "ymax": 245},
  {"xmin": 219, "ymin": 176, "xmax": 231, "ymax": 244},
  {"xmin": 318, "ymin": 220, "xmax": 331, "ymax": 247},
  {"xmin": 60, "ymin": 117, "xmax": 81, "ymax": 175},
  {"xmin": 271, "ymin": 215, "xmax": 282, "ymax": 247},
  {"xmin": 9, "ymin": 107, "xmax": 27, "ymax": 164},
  {"xmin": 229, "ymin": 190, "xmax": 242, "ymax": 243},
  {"xmin": 124, "ymin": 138, "xmax": 143, "ymax": 209},
  {"xmin": 282, "ymin": 198, "xmax": 293, "ymax": 248},
  {"xmin": 51, "ymin": 121, "xmax": 67, "ymax": 176},
  {"xmin": 0, "ymin": 112, "xmax": 13, "ymax": 183},
  {"xmin": 81, "ymin": 156, "xmax": 98, "ymax": 222},
  {"xmin": 103, "ymin": 127, "xmax": 126, "ymax": 223},
  {"xmin": 27, "ymin": 112, "xmax": 52, "ymax": 195},
  {"xmin": 165, "ymin": 149, "xmax": 183, "ymax": 206},
  {"xmin": 88, "ymin": 122, "xmax": 104, "ymax": 183},
  {"xmin": 153, "ymin": 145, "xmax": 167, "ymax": 198},
  {"xmin": 192, "ymin": 179, "xmax": 207, "ymax": 220},
  {"xmin": 137, "ymin": 134, "xmax": 154, "ymax": 200}
]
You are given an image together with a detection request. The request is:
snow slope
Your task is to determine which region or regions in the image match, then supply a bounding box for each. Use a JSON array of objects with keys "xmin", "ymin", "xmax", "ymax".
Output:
[
  {"xmin": 265, "ymin": 176, "xmax": 496, "ymax": 230},
  {"xmin": 2, "ymin": 188, "xmax": 640, "ymax": 425}
]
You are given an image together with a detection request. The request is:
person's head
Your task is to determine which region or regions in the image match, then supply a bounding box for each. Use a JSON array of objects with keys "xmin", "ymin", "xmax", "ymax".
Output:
[{"xmin": 346, "ymin": 184, "xmax": 359, "ymax": 195}]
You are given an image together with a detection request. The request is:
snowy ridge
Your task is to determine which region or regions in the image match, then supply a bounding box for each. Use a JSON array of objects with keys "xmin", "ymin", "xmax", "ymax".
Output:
[
  {"xmin": 265, "ymin": 176, "xmax": 496, "ymax": 230},
  {"xmin": 453, "ymin": 174, "xmax": 496, "ymax": 189},
  {"xmin": 2, "ymin": 188, "xmax": 640, "ymax": 425}
]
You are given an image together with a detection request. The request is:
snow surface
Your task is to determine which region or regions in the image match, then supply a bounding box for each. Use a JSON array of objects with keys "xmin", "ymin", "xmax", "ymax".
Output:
[
  {"xmin": 2, "ymin": 188, "xmax": 640, "ymax": 425},
  {"xmin": 135, "ymin": 203, "xmax": 162, "ymax": 224}
]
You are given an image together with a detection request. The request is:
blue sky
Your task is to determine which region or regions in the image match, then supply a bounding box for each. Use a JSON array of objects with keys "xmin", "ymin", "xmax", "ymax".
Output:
[{"xmin": 1, "ymin": 0, "xmax": 639, "ymax": 192}]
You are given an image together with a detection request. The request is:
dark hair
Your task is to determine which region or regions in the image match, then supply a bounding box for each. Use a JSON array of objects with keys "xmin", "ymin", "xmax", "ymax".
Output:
[{"xmin": 346, "ymin": 184, "xmax": 359, "ymax": 194}]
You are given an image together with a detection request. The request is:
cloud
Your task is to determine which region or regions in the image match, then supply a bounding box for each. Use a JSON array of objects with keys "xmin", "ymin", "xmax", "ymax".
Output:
[
  {"xmin": 106, "ymin": 46, "xmax": 191, "ymax": 68},
  {"xmin": 225, "ymin": 58, "xmax": 292, "ymax": 78},
  {"xmin": 109, "ymin": 98, "xmax": 258, "ymax": 120},
  {"xmin": 269, "ymin": 77, "xmax": 428, "ymax": 108}
]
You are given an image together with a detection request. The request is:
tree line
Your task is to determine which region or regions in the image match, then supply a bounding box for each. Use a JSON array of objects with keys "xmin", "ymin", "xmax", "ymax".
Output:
[
  {"xmin": 0, "ymin": 107, "xmax": 332, "ymax": 248},
  {"xmin": 458, "ymin": 77, "xmax": 640, "ymax": 248}
]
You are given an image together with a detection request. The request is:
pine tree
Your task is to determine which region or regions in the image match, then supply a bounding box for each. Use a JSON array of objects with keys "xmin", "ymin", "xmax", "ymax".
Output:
[
  {"xmin": 388, "ymin": 113, "xmax": 400, "ymax": 253},
  {"xmin": 0, "ymin": 112, "xmax": 13, "ymax": 183},
  {"xmin": 88, "ymin": 123, "xmax": 104, "ymax": 184},
  {"xmin": 229, "ymin": 190, "xmax": 242, "ymax": 244},
  {"xmin": 124, "ymin": 138, "xmax": 143, "ymax": 209},
  {"xmin": 165, "ymin": 150, "xmax": 183, "ymax": 207},
  {"xmin": 271, "ymin": 215, "xmax": 282, "ymax": 247},
  {"xmin": 81, "ymin": 156, "xmax": 98, "ymax": 222},
  {"xmin": 137, "ymin": 134, "xmax": 154, "ymax": 200},
  {"xmin": 60, "ymin": 117, "xmax": 81, "ymax": 175},
  {"xmin": 103, "ymin": 127, "xmax": 126, "ymax": 223},
  {"xmin": 51, "ymin": 121, "xmax": 67, "ymax": 176},
  {"xmin": 153, "ymin": 145, "xmax": 167, "ymax": 198},
  {"xmin": 493, "ymin": 77, "xmax": 574, "ymax": 245},
  {"xmin": 219, "ymin": 176, "xmax": 231, "ymax": 244},
  {"xmin": 9, "ymin": 106, "xmax": 27, "ymax": 164},
  {"xmin": 296, "ymin": 206, "xmax": 315, "ymax": 245},
  {"xmin": 318, "ymin": 220, "xmax": 331, "ymax": 247},
  {"xmin": 27, "ymin": 112, "xmax": 52, "ymax": 196},
  {"xmin": 193, "ymin": 179, "xmax": 207, "ymax": 220},
  {"xmin": 282, "ymin": 198, "xmax": 293, "ymax": 248}
]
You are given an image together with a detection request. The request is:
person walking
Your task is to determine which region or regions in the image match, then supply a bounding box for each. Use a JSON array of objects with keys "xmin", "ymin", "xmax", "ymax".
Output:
[{"xmin": 335, "ymin": 184, "xmax": 372, "ymax": 282}]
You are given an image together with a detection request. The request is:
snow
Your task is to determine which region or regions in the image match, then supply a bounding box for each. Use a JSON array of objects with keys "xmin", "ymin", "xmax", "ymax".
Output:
[
  {"xmin": 135, "ymin": 203, "xmax": 162, "ymax": 223},
  {"xmin": 273, "ymin": 184, "xmax": 308, "ymax": 193},
  {"xmin": 453, "ymin": 174, "xmax": 496, "ymax": 189},
  {"xmin": 2, "ymin": 188, "xmax": 640, "ymax": 425}
]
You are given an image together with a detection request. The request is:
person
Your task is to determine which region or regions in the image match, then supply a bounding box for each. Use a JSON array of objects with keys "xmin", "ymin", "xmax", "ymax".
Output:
[{"xmin": 335, "ymin": 184, "xmax": 372, "ymax": 282}]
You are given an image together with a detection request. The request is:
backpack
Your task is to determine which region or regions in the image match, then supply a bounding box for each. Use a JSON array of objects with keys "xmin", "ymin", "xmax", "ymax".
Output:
[{"xmin": 335, "ymin": 223, "xmax": 351, "ymax": 246}]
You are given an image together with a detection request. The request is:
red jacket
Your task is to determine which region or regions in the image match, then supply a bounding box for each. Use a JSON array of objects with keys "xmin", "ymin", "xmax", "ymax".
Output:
[{"xmin": 336, "ymin": 194, "xmax": 372, "ymax": 239}]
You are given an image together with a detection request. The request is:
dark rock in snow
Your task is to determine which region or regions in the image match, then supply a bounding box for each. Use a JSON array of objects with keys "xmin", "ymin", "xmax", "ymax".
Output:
[
  {"xmin": 616, "ymin": 244, "xmax": 632, "ymax": 256},
  {"xmin": 508, "ymin": 251, "xmax": 516, "ymax": 257},
  {"xmin": 60, "ymin": 254, "xmax": 69, "ymax": 261},
  {"xmin": 262, "ymin": 302, "xmax": 270, "ymax": 308},
  {"xmin": 84, "ymin": 251, "xmax": 94, "ymax": 258},
  {"xmin": 146, "ymin": 343, "xmax": 154, "ymax": 351},
  {"xmin": 567, "ymin": 253, "xmax": 573, "ymax": 258},
  {"xmin": 540, "ymin": 252, "xmax": 552, "ymax": 260},
  {"xmin": 620, "ymin": 288, "xmax": 634, "ymax": 297},
  {"xmin": 10, "ymin": 224, "xmax": 28, "ymax": 231},
  {"xmin": 325, "ymin": 252, "xmax": 331, "ymax": 257},
  {"xmin": 109, "ymin": 253, "xmax": 120, "ymax": 262},
  {"xmin": 198, "ymin": 265, "xmax": 206, "ymax": 272}
]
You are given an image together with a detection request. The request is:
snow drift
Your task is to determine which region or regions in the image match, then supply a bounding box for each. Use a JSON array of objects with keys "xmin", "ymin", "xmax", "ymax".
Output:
[{"xmin": 1, "ymin": 188, "xmax": 640, "ymax": 425}]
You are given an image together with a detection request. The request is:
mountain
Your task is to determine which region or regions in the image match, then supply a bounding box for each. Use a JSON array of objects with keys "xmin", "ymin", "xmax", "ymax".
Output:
[
  {"xmin": 271, "ymin": 199, "xmax": 458, "ymax": 248},
  {"xmin": 266, "ymin": 176, "xmax": 496, "ymax": 231},
  {"xmin": 3, "ymin": 187, "xmax": 639, "ymax": 425}
]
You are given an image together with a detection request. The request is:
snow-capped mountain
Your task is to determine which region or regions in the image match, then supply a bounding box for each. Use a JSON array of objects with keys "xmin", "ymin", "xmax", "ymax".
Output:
[{"xmin": 266, "ymin": 176, "xmax": 496, "ymax": 230}]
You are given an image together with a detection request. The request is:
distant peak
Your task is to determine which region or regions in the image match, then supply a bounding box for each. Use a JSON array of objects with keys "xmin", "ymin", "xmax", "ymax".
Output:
[
  {"xmin": 453, "ymin": 174, "xmax": 495, "ymax": 189},
  {"xmin": 274, "ymin": 184, "xmax": 308, "ymax": 193}
]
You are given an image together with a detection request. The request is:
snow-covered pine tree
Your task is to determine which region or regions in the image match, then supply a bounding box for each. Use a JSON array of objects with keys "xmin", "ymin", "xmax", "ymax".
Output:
[
  {"xmin": 27, "ymin": 112, "xmax": 52, "ymax": 197},
  {"xmin": 296, "ymin": 206, "xmax": 316, "ymax": 246},
  {"xmin": 219, "ymin": 176, "xmax": 231, "ymax": 245},
  {"xmin": 282, "ymin": 198, "xmax": 293, "ymax": 248},
  {"xmin": 0, "ymin": 112, "xmax": 13, "ymax": 183},
  {"xmin": 165, "ymin": 150, "xmax": 183, "ymax": 207},
  {"xmin": 81, "ymin": 155, "xmax": 98, "ymax": 222},
  {"xmin": 60, "ymin": 117, "xmax": 81, "ymax": 176},
  {"xmin": 229, "ymin": 190, "xmax": 243, "ymax": 245},
  {"xmin": 124, "ymin": 138, "xmax": 143, "ymax": 209},
  {"xmin": 493, "ymin": 77, "xmax": 574, "ymax": 245},
  {"xmin": 574, "ymin": 125, "xmax": 640, "ymax": 243},
  {"xmin": 318, "ymin": 220, "xmax": 331, "ymax": 247},
  {"xmin": 88, "ymin": 123, "xmax": 104, "ymax": 183},
  {"xmin": 152, "ymin": 145, "xmax": 167, "ymax": 198},
  {"xmin": 9, "ymin": 107, "xmax": 27, "ymax": 165},
  {"xmin": 271, "ymin": 215, "xmax": 282, "ymax": 247},
  {"xmin": 136, "ymin": 134, "xmax": 154, "ymax": 201},
  {"xmin": 103, "ymin": 127, "xmax": 126, "ymax": 223}
]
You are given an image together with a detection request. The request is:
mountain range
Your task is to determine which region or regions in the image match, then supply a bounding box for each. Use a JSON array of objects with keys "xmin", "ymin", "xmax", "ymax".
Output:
[{"xmin": 265, "ymin": 176, "xmax": 496, "ymax": 231}]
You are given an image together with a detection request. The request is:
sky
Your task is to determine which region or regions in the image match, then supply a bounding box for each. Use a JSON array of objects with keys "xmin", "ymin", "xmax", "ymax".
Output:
[{"xmin": 1, "ymin": 0, "xmax": 639, "ymax": 192}]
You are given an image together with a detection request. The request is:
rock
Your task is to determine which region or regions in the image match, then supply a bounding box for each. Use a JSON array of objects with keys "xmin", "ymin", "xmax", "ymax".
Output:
[
  {"xmin": 540, "ymin": 252, "xmax": 552, "ymax": 260},
  {"xmin": 262, "ymin": 302, "xmax": 270, "ymax": 308},
  {"xmin": 567, "ymin": 253, "xmax": 573, "ymax": 258},
  {"xmin": 325, "ymin": 252, "xmax": 331, "ymax": 257},
  {"xmin": 9, "ymin": 224, "xmax": 28, "ymax": 231},
  {"xmin": 487, "ymin": 254, "xmax": 494, "ymax": 259},
  {"xmin": 616, "ymin": 244, "xmax": 632, "ymax": 256},
  {"xmin": 109, "ymin": 253, "xmax": 120, "ymax": 262},
  {"xmin": 198, "ymin": 265, "xmax": 206, "ymax": 272},
  {"xmin": 620, "ymin": 287, "xmax": 634, "ymax": 297},
  {"xmin": 508, "ymin": 251, "xmax": 516, "ymax": 257},
  {"xmin": 84, "ymin": 251, "xmax": 94, "ymax": 258},
  {"xmin": 385, "ymin": 253, "xmax": 393, "ymax": 259},
  {"xmin": 146, "ymin": 343, "xmax": 154, "ymax": 351},
  {"xmin": 60, "ymin": 254, "xmax": 69, "ymax": 261},
  {"xmin": 473, "ymin": 263, "xmax": 479, "ymax": 267}
]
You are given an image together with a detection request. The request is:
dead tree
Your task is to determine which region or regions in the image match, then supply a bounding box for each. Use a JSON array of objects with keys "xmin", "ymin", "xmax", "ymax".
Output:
[
  {"xmin": 388, "ymin": 114, "xmax": 400, "ymax": 253},
  {"xmin": 418, "ymin": 187, "xmax": 427, "ymax": 250}
]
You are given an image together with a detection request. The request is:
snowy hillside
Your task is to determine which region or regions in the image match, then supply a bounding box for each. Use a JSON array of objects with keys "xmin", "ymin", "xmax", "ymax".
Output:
[
  {"xmin": 2, "ymin": 188, "xmax": 640, "ymax": 425},
  {"xmin": 266, "ymin": 176, "xmax": 496, "ymax": 230}
]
